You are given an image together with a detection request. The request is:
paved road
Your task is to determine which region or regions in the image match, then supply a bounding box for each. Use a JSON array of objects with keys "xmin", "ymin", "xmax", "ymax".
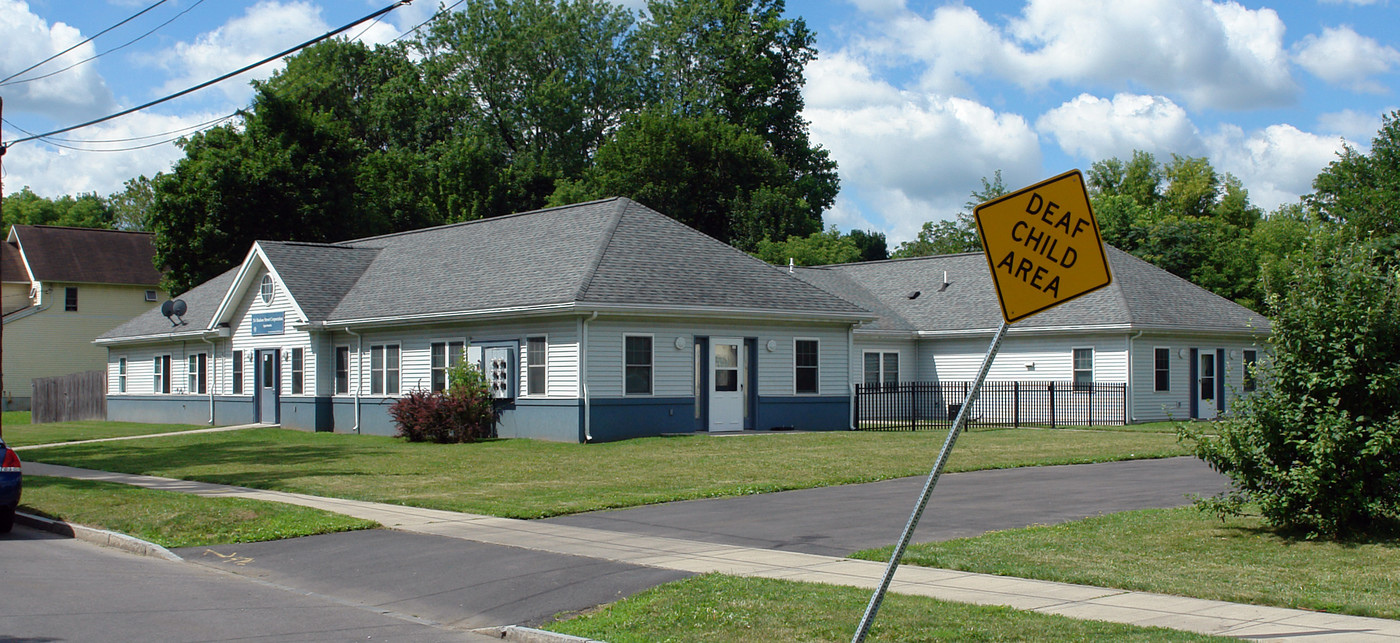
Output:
[
  {"xmin": 178, "ymin": 528, "xmax": 691, "ymax": 631},
  {"xmin": 0, "ymin": 524, "xmax": 493, "ymax": 642},
  {"xmin": 544, "ymin": 456, "xmax": 1229, "ymax": 556}
]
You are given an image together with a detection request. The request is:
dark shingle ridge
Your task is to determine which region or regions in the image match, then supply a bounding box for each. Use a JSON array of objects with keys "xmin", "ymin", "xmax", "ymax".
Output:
[
  {"xmin": 342, "ymin": 197, "xmax": 627, "ymax": 247},
  {"xmin": 571, "ymin": 199, "xmax": 630, "ymax": 302}
]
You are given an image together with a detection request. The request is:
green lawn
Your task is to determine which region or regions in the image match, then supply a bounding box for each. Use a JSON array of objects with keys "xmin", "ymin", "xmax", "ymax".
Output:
[
  {"xmin": 3, "ymin": 417, "xmax": 209, "ymax": 448},
  {"xmin": 852, "ymin": 506, "xmax": 1400, "ymax": 620},
  {"xmin": 19, "ymin": 476, "xmax": 378, "ymax": 548},
  {"xmin": 22, "ymin": 425, "xmax": 1189, "ymax": 518},
  {"xmin": 544, "ymin": 574, "xmax": 1228, "ymax": 642}
]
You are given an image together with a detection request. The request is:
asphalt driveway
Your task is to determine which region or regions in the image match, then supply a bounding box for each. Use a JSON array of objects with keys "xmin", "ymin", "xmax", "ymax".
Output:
[{"xmin": 543, "ymin": 456, "xmax": 1228, "ymax": 556}]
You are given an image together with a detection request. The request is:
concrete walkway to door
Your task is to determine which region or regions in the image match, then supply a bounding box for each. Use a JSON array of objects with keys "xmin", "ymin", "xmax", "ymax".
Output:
[{"xmin": 23, "ymin": 460, "xmax": 1400, "ymax": 642}]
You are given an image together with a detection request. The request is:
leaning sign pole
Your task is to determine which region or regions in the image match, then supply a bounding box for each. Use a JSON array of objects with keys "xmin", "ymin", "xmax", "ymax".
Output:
[{"xmin": 851, "ymin": 169, "xmax": 1112, "ymax": 642}]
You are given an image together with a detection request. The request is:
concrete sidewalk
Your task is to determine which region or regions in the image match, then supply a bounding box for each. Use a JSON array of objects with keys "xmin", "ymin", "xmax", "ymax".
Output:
[{"xmin": 26, "ymin": 462, "xmax": 1400, "ymax": 642}]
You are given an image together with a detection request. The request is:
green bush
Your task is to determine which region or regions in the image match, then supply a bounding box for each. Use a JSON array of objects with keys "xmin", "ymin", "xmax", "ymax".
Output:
[
  {"xmin": 1183, "ymin": 241, "xmax": 1400, "ymax": 538},
  {"xmin": 390, "ymin": 360, "xmax": 495, "ymax": 443}
]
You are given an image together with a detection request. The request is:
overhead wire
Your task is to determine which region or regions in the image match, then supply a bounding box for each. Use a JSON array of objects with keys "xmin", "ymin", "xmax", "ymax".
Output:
[
  {"xmin": 0, "ymin": 0, "xmax": 171, "ymax": 84},
  {"xmin": 392, "ymin": 0, "xmax": 467, "ymax": 44},
  {"xmin": 2, "ymin": 0, "xmax": 414, "ymax": 150},
  {"xmin": 1, "ymin": 0, "xmax": 210, "ymax": 88}
]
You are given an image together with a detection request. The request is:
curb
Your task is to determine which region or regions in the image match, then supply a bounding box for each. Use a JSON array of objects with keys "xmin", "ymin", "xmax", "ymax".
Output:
[
  {"xmin": 15, "ymin": 512, "xmax": 183, "ymax": 562},
  {"xmin": 474, "ymin": 625, "xmax": 608, "ymax": 643}
]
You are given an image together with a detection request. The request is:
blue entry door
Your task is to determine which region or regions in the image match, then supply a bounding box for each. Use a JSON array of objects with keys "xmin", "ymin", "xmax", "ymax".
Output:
[{"xmin": 256, "ymin": 349, "xmax": 280, "ymax": 424}]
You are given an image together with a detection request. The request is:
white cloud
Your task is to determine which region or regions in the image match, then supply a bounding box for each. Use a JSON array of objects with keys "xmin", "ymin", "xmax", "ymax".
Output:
[
  {"xmin": 1037, "ymin": 93, "xmax": 1203, "ymax": 162},
  {"xmin": 2, "ymin": 111, "xmax": 231, "ymax": 198},
  {"xmin": 846, "ymin": 0, "xmax": 1298, "ymax": 110},
  {"xmin": 806, "ymin": 55, "xmax": 1041, "ymax": 243},
  {"xmin": 1205, "ymin": 123, "xmax": 1352, "ymax": 212},
  {"xmin": 1293, "ymin": 26, "xmax": 1400, "ymax": 93},
  {"xmin": 1317, "ymin": 109, "xmax": 1386, "ymax": 142},
  {"xmin": 0, "ymin": 0, "xmax": 116, "ymax": 122},
  {"xmin": 147, "ymin": 1, "xmax": 332, "ymax": 105}
]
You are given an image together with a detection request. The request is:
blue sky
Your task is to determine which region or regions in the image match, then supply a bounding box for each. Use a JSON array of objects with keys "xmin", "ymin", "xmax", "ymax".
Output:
[{"xmin": 2, "ymin": 0, "xmax": 1397, "ymax": 244}]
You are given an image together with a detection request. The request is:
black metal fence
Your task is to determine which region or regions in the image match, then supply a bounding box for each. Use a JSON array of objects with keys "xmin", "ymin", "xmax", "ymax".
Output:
[{"xmin": 854, "ymin": 380, "xmax": 1126, "ymax": 430}]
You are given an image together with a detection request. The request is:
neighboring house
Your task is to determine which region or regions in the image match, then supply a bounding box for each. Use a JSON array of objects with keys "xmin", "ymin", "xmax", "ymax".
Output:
[
  {"xmin": 2, "ymin": 225, "xmax": 165, "ymax": 411},
  {"xmin": 793, "ymin": 249, "xmax": 1270, "ymax": 423},
  {"xmin": 97, "ymin": 198, "xmax": 873, "ymax": 441},
  {"xmin": 96, "ymin": 197, "xmax": 1269, "ymax": 441}
]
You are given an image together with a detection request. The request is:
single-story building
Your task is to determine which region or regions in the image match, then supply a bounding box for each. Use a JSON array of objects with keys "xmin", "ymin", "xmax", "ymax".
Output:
[{"xmin": 97, "ymin": 197, "xmax": 1269, "ymax": 440}]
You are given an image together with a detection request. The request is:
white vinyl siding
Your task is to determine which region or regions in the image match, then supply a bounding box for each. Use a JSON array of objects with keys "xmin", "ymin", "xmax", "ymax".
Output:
[
  {"xmin": 917, "ymin": 334, "xmax": 1129, "ymax": 384},
  {"xmin": 225, "ymin": 267, "xmax": 312, "ymax": 397}
]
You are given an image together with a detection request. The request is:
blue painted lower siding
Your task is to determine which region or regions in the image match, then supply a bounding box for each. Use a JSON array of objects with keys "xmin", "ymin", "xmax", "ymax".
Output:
[{"xmin": 110, "ymin": 393, "xmax": 851, "ymax": 442}]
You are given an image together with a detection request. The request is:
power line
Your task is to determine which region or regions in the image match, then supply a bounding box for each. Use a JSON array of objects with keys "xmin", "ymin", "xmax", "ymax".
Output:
[
  {"xmin": 2, "ymin": 0, "xmax": 413, "ymax": 150},
  {"xmin": 392, "ymin": 0, "xmax": 467, "ymax": 44},
  {"xmin": 0, "ymin": 0, "xmax": 170, "ymax": 85},
  {"xmin": 1, "ymin": 0, "xmax": 209, "ymax": 88}
]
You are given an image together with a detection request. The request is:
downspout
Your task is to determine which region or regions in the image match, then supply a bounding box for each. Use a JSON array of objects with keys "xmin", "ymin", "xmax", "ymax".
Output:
[
  {"xmin": 581, "ymin": 311, "xmax": 598, "ymax": 443},
  {"xmin": 1126, "ymin": 330, "xmax": 1143, "ymax": 424},
  {"xmin": 345, "ymin": 327, "xmax": 362, "ymax": 434},
  {"xmin": 201, "ymin": 335, "xmax": 217, "ymax": 426},
  {"xmin": 848, "ymin": 323, "xmax": 857, "ymax": 430}
]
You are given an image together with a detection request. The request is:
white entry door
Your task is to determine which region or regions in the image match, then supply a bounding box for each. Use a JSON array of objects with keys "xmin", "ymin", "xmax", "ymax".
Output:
[
  {"xmin": 709, "ymin": 337, "xmax": 744, "ymax": 432},
  {"xmin": 1196, "ymin": 349, "xmax": 1218, "ymax": 420}
]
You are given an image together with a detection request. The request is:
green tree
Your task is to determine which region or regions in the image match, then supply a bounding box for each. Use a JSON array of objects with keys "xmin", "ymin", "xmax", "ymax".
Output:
[
  {"xmin": 752, "ymin": 226, "xmax": 862, "ymax": 266},
  {"xmin": 549, "ymin": 109, "xmax": 815, "ymax": 249},
  {"xmin": 846, "ymin": 229, "xmax": 888, "ymax": 262},
  {"xmin": 2, "ymin": 187, "xmax": 114, "ymax": 233},
  {"xmin": 893, "ymin": 172, "xmax": 1005, "ymax": 258},
  {"xmin": 1307, "ymin": 109, "xmax": 1400, "ymax": 243},
  {"xmin": 107, "ymin": 175, "xmax": 157, "ymax": 231},
  {"xmin": 1184, "ymin": 239, "xmax": 1400, "ymax": 538}
]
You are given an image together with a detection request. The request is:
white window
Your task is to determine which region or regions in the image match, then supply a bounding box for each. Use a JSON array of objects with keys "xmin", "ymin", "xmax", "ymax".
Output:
[
  {"xmin": 527, "ymin": 336, "xmax": 547, "ymax": 396},
  {"xmin": 153, "ymin": 355, "xmax": 171, "ymax": 394},
  {"xmin": 233, "ymin": 351, "xmax": 244, "ymax": 394},
  {"xmin": 430, "ymin": 341, "xmax": 466, "ymax": 393},
  {"xmin": 188, "ymin": 353, "xmax": 207, "ymax": 394},
  {"xmin": 335, "ymin": 346, "xmax": 350, "ymax": 395},
  {"xmin": 118, "ymin": 358, "xmax": 127, "ymax": 393},
  {"xmin": 795, "ymin": 339, "xmax": 819, "ymax": 395},
  {"xmin": 259, "ymin": 274, "xmax": 274, "ymax": 304},
  {"xmin": 624, "ymin": 335, "xmax": 652, "ymax": 395},
  {"xmin": 1073, "ymin": 347, "xmax": 1093, "ymax": 392},
  {"xmin": 144, "ymin": 289, "xmax": 158, "ymax": 302},
  {"xmin": 1154, "ymin": 347, "xmax": 1170, "ymax": 392},
  {"xmin": 370, "ymin": 344, "xmax": 400, "ymax": 395},
  {"xmin": 291, "ymin": 348, "xmax": 304, "ymax": 395},
  {"xmin": 863, "ymin": 351, "xmax": 899, "ymax": 390}
]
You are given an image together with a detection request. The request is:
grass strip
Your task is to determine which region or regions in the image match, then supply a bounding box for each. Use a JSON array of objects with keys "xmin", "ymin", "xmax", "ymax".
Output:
[
  {"xmin": 851, "ymin": 506, "xmax": 1400, "ymax": 620},
  {"xmin": 544, "ymin": 574, "xmax": 1228, "ymax": 642},
  {"xmin": 24, "ymin": 426, "xmax": 1189, "ymax": 518},
  {"xmin": 4, "ymin": 418, "xmax": 209, "ymax": 448},
  {"xmin": 18, "ymin": 476, "xmax": 378, "ymax": 548}
]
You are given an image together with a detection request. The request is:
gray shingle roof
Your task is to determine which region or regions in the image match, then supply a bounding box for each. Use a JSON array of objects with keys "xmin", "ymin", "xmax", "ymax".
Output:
[
  {"xmin": 796, "ymin": 246, "xmax": 1268, "ymax": 334},
  {"xmin": 258, "ymin": 242, "xmax": 379, "ymax": 320},
  {"xmin": 98, "ymin": 268, "xmax": 238, "ymax": 340}
]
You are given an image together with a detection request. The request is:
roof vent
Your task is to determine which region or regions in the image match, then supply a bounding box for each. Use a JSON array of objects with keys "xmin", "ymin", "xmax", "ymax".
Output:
[
  {"xmin": 939, "ymin": 270, "xmax": 951, "ymax": 292},
  {"xmin": 907, "ymin": 291, "xmax": 920, "ymax": 300},
  {"xmin": 161, "ymin": 299, "xmax": 188, "ymax": 327}
]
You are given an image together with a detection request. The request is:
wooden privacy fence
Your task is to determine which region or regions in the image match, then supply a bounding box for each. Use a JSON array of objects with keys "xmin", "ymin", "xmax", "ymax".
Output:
[
  {"xmin": 32, "ymin": 370, "xmax": 107, "ymax": 424},
  {"xmin": 855, "ymin": 380, "xmax": 1127, "ymax": 431}
]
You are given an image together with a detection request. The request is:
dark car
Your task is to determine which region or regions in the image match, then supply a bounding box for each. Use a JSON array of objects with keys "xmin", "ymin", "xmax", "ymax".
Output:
[{"xmin": 0, "ymin": 436, "xmax": 20, "ymax": 533}]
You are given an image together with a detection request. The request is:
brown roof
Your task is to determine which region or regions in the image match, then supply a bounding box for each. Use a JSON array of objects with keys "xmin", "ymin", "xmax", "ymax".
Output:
[
  {"xmin": 0, "ymin": 239, "xmax": 28, "ymax": 283},
  {"xmin": 7, "ymin": 225, "xmax": 162, "ymax": 286}
]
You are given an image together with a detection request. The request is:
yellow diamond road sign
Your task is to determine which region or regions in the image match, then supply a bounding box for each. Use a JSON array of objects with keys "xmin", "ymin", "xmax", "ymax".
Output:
[{"xmin": 974, "ymin": 169, "xmax": 1113, "ymax": 324}]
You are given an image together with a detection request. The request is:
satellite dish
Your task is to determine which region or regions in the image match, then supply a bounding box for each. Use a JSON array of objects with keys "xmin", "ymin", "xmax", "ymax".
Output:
[
  {"xmin": 171, "ymin": 299, "xmax": 188, "ymax": 317},
  {"xmin": 160, "ymin": 300, "xmax": 173, "ymax": 317}
]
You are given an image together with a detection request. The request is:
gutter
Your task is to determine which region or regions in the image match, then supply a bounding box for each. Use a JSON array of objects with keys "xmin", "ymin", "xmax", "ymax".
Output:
[
  {"xmin": 201, "ymin": 335, "xmax": 217, "ymax": 426},
  {"xmin": 581, "ymin": 311, "xmax": 598, "ymax": 443},
  {"xmin": 345, "ymin": 327, "xmax": 362, "ymax": 434}
]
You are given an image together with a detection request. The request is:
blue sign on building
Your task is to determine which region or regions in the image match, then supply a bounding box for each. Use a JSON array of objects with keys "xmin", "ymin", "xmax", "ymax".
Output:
[{"xmin": 251, "ymin": 311, "xmax": 285, "ymax": 336}]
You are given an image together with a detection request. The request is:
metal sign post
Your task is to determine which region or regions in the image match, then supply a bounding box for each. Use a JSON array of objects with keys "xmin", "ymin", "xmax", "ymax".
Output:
[{"xmin": 851, "ymin": 318, "xmax": 1010, "ymax": 643}]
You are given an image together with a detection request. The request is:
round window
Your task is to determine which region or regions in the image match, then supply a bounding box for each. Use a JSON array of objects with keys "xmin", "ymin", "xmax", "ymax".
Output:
[{"xmin": 260, "ymin": 274, "xmax": 274, "ymax": 304}]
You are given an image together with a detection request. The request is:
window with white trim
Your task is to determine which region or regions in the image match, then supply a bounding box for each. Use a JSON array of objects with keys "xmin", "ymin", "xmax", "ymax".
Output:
[
  {"xmin": 795, "ymin": 339, "xmax": 819, "ymax": 394},
  {"xmin": 187, "ymin": 353, "xmax": 207, "ymax": 394},
  {"xmin": 370, "ymin": 344, "xmax": 400, "ymax": 395},
  {"xmin": 153, "ymin": 355, "xmax": 171, "ymax": 394},
  {"xmin": 1072, "ymin": 347, "xmax": 1093, "ymax": 392},
  {"xmin": 291, "ymin": 348, "xmax": 304, "ymax": 395},
  {"xmin": 233, "ymin": 351, "xmax": 244, "ymax": 394},
  {"xmin": 335, "ymin": 346, "xmax": 350, "ymax": 395},
  {"xmin": 65, "ymin": 287, "xmax": 78, "ymax": 311},
  {"xmin": 1154, "ymin": 347, "xmax": 1170, "ymax": 392},
  {"xmin": 1243, "ymin": 349, "xmax": 1258, "ymax": 392},
  {"xmin": 431, "ymin": 341, "xmax": 466, "ymax": 393},
  {"xmin": 259, "ymin": 274, "xmax": 274, "ymax": 304},
  {"xmin": 863, "ymin": 351, "xmax": 898, "ymax": 390},
  {"xmin": 118, "ymin": 358, "xmax": 127, "ymax": 393},
  {"xmin": 527, "ymin": 336, "xmax": 547, "ymax": 396},
  {"xmin": 624, "ymin": 335, "xmax": 652, "ymax": 395}
]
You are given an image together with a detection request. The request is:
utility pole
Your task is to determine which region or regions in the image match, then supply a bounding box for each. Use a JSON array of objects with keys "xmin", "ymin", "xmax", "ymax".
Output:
[{"xmin": 1, "ymin": 96, "xmax": 7, "ymax": 428}]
